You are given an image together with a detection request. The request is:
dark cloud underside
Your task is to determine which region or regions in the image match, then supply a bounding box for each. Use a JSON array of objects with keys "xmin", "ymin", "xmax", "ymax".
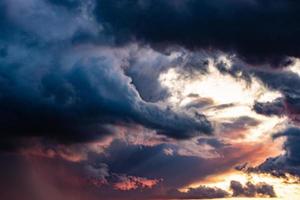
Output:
[
  {"xmin": 96, "ymin": 0, "xmax": 300, "ymax": 66},
  {"xmin": 252, "ymin": 128, "xmax": 300, "ymax": 177},
  {"xmin": 0, "ymin": 0, "xmax": 213, "ymax": 150}
]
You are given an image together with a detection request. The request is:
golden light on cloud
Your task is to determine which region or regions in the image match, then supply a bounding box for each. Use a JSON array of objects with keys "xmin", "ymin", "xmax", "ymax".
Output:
[
  {"xmin": 159, "ymin": 56, "xmax": 288, "ymax": 142},
  {"xmin": 158, "ymin": 55, "xmax": 299, "ymax": 199},
  {"xmin": 159, "ymin": 57, "xmax": 282, "ymax": 106},
  {"xmin": 183, "ymin": 171, "xmax": 300, "ymax": 199}
]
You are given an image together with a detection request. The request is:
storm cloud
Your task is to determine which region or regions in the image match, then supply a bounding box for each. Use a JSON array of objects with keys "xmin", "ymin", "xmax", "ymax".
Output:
[
  {"xmin": 166, "ymin": 186, "xmax": 229, "ymax": 199},
  {"xmin": 1, "ymin": 0, "xmax": 300, "ymax": 199},
  {"xmin": 253, "ymin": 98, "xmax": 286, "ymax": 116},
  {"xmin": 96, "ymin": 0, "xmax": 300, "ymax": 66},
  {"xmin": 230, "ymin": 180, "xmax": 276, "ymax": 198},
  {"xmin": 0, "ymin": 0, "xmax": 213, "ymax": 151},
  {"xmin": 250, "ymin": 128, "xmax": 300, "ymax": 177}
]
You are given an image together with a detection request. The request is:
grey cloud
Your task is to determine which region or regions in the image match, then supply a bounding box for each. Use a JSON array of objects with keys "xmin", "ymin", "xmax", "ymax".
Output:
[
  {"xmin": 166, "ymin": 186, "xmax": 229, "ymax": 199},
  {"xmin": 95, "ymin": 0, "xmax": 300, "ymax": 66},
  {"xmin": 0, "ymin": 0, "xmax": 213, "ymax": 151},
  {"xmin": 230, "ymin": 180, "xmax": 276, "ymax": 198},
  {"xmin": 85, "ymin": 163, "xmax": 110, "ymax": 186},
  {"xmin": 253, "ymin": 128, "xmax": 300, "ymax": 177},
  {"xmin": 219, "ymin": 116, "xmax": 260, "ymax": 135},
  {"xmin": 238, "ymin": 128, "xmax": 300, "ymax": 179},
  {"xmin": 253, "ymin": 98, "xmax": 285, "ymax": 116},
  {"xmin": 0, "ymin": 46, "xmax": 212, "ymax": 149}
]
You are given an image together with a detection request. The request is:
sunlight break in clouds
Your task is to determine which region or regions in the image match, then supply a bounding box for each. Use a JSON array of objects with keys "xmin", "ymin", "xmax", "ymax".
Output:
[
  {"xmin": 159, "ymin": 56, "xmax": 288, "ymax": 142},
  {"xmin": 158, "ymin": 55, "xmax": 300, "ymax": 198},
  {"xmin": 185, "ymin": 171, "xmax": 300, "ymax": 199}
]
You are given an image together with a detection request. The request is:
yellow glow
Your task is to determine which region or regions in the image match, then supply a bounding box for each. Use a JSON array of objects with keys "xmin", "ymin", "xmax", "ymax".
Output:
[
  {"xmin": 159, "ymin": 57, "xmax": 288, "ymax": 142},
  {"xmin": 159, "ymin": 58, "xmax": 282, "ymax": 106},
  {"xmin": 183, "ymin": 171, "xmax": 300, "ymax": 199},
  {"xmin": 159, "ymin": 56, "xmax": 298, "ymax": 199}
]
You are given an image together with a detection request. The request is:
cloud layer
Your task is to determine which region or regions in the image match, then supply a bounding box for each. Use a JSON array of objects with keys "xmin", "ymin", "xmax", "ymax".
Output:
[
  {"xmin": 1, "ymin": 0, "xmax": 300, "ymax": 199},
  {"xmin": 96, "ymin": 0, "xmax": 300, "ymax": 66},
  {"xmin": 0, "ymin": 0, "xmax": 214, "ymax": 151}
]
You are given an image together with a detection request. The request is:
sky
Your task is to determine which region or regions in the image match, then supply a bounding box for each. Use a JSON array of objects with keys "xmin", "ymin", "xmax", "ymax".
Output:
[{"xmin": 1, "ymin": 0, "xmax": 300, "ymax": 199}]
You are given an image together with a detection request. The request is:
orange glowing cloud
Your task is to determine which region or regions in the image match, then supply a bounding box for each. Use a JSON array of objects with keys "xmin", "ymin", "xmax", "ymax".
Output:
[{"xmin": 113, "ymin": 175, "xmax": 161, "ymax": 191}]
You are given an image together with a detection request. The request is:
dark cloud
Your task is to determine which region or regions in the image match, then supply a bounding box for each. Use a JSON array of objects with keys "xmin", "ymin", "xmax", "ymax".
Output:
[
  {"xmin": 0, "ymin": 50, "xmax": 212, "ymax": 148},
  {"xmin": 95, "ymin": 0, "xmax": 300, "ymax": 66},
  {"xmin": 251, "ymin": 128, "xmax": 300, "ymax": 177},
  {"xmin": 253, "ymin": 97, "xmax": 286, "ymax": 116},
  {"xmin": 218, "ymin": 116, "xmax": 260, "ymax": 137},
  {"xmin": 236, "ymin": 127, "xmax": 300, "ymax": 181},
  {"xmin": 84, "ymin": 163, "xmax": 110, "ymax": 186},
  {"xmin": 230, "ymin": 180, "xmax": 276, "ymax": 198},
  {"xmin": 166, "ymin": 186, "xmax": 229, "ymax": 199},
  {"xmin": 94, "ymin": 139, "xmax": 253, "ymax": 190},
  {"xmin": 99, "ymin": 140, "xmax": 212, "ymax": 189},
  {"xmin": 198, "ymin": 138, "xmax": 227, "ymax": 149},
  {"xmin": 273, "ymin": 128, "xmax": 300, "ymax": 166},
  {"xmin": 0, "ymin": 0, "xmax": 213, "ymax": 151},
  {"xmin": 247, "ymin": 67, "xmax": 300, "ymax": 123},
  {"xmin": 251, "ymin": 69, "xmax": 300, "ymax": 96},
  {"xmin": 213, "ymin": 56, "xmax": 300, "ymax": 122},
  {"xmin": 1, "ymin": 0, "xmax": 299, "ymax": 199},
  {"xmin": 166, "ymin": 180, "xmax": 276, "ymax": 199}
]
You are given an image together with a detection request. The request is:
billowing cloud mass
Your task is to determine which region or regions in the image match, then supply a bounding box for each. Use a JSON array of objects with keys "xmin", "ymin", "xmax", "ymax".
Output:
[
  {"xmin": 166, "ymin": 186, "xmax": 230, "ymax": 199},
  {"xmin": 1, "ymin": 0, "xmax": 300, "ymax": 199},
  {"xmin": 248, "ymin": 128, "xmax": 300, "ymax": 177},
  {"xmin": 230, "ymin": 180, "xmax": 276, "ymax": 198},
  {"xmin": 0, "ymin": 0, "xmax": 214, "ymax": 152},
  {"xmin": 96, "ymin": 0, "xmax": 300, "ymax": 66},
  {"xmin": 253, "ymin": 98, "xmax": 285, "ymax": 116}
]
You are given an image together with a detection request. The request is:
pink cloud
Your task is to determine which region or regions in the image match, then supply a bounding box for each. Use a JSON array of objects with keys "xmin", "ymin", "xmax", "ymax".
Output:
[{"xmin": 114, "ymin": 175, "xmax": 162, "ymax": 191}]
